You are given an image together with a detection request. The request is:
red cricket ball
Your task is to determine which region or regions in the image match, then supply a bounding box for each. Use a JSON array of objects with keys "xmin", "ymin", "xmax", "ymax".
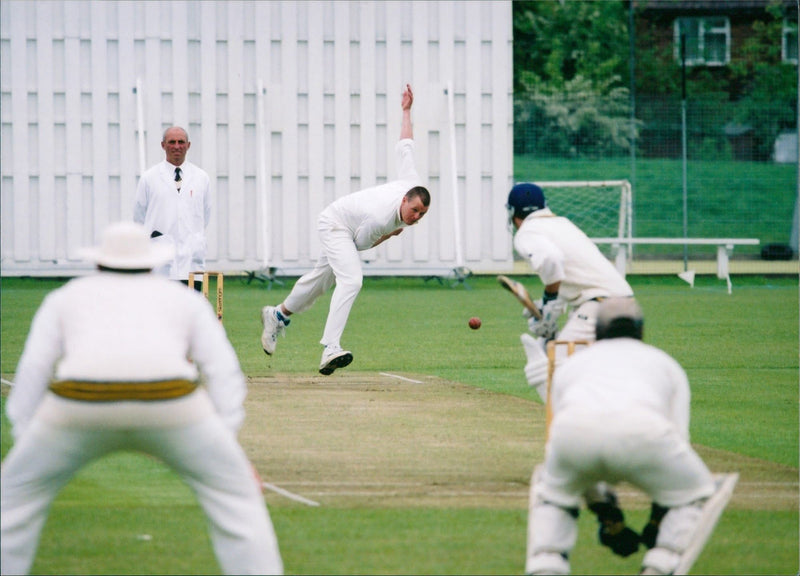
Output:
[{"xmin": 468, "ymin": 317, "xmax": 482, "ymax": 330}]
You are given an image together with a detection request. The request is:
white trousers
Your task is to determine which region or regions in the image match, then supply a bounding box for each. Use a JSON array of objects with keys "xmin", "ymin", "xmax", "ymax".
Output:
[
  {"xmin": 541, "ymin": 409, "xmax": 715, "ymax": 508},
  {"xmin": 526, "ymin": 409, "xmax": 715, "ymax": 573},
  {"xmin": 0, "ymin": 392, "xmax": 283, "ymax": 576},
  {"xmin": 283, "ymin": 217, "xmax": 363, "ymax": 348}
]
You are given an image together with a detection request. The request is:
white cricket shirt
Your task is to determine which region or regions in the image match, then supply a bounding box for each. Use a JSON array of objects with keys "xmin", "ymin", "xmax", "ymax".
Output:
[
  {"xmin": 321, "ymin": 138, "xmax": 422, "ymax": 250},
  {"xmin": 513, "ymin": 208, "xmax": 632, "ymax": 305},
  {"xmin": 8, "ymin": 272, "xmax": 246, "ymax": 438},
  {"xmin": 551, "ymin": 338, "xmax": 691, "ymax": 441}
]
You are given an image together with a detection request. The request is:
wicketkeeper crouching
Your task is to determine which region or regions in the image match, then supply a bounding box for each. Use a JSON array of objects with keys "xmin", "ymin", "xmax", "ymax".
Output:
[{"xmin": 525, "ymin": 298, "xmax": 737, "ymax": 575}]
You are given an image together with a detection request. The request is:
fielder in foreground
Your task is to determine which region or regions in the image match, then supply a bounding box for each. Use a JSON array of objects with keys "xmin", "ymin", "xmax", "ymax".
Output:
[
  {"xmin": 525, "ymin": 298, "xmax": 736, "ymax": 576},
  {"xmin": 0, "ymin": 222, "xmax": 282, "ymax": 576},
  {"xmin": 506, "ymin": 182, "xmax": 633, "ymax": 402},
  {"xmin": 260, "ymin": 83, "xmax": 430, "ymax": 375}
]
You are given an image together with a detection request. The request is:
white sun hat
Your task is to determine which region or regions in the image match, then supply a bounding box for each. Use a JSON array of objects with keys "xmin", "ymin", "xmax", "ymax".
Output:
[{"xmin": 79, "ymin": 221, "xmax": 174, "ymax": 269}]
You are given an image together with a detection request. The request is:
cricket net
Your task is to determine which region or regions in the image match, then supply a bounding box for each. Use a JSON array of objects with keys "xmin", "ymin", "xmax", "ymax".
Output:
[{"xmin": 538, "ymin": 180, "xmax": 633, "ymax": 260}]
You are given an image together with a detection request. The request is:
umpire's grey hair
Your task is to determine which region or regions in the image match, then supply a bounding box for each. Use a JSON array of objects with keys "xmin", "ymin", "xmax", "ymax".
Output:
[
  {"xmin": 162, "ymin": 126, "xmax": 189, "ymax": 143},
  {"xmin": 595, "ymin": 297, "xmax": 644, "ymax": 341}
]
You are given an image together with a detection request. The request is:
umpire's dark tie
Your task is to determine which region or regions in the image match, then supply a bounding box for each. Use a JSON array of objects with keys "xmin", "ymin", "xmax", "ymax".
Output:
[{"xmin": 175, "ymin": 167, "xmax": 182, "ymax": 191}]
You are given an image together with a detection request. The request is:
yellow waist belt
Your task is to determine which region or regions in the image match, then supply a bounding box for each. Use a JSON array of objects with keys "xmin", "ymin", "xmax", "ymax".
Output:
[{"xmin": 49, "ymin": 379, "xmax": 198, "ymax": 402}]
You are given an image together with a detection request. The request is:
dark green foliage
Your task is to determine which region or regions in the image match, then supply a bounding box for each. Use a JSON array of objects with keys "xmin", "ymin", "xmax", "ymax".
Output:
[
  {"xmin": 513, "ymin": 1, "xmax": 630, "ymax": 93},
  {"xmin": 514, "ymin": 0, "xmax": 798, "ymax": 160}
]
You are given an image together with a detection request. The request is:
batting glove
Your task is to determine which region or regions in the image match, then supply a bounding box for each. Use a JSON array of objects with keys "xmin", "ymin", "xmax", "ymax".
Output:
[{"xmin": 528, "ymin": 298, "xmax": 565, "ymax": 340}]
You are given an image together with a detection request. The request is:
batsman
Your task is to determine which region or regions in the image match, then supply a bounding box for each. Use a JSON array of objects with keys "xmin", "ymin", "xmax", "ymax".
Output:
[{"xmin": 504, "ymin": 182, "xmax": 634, "ymax": 402}]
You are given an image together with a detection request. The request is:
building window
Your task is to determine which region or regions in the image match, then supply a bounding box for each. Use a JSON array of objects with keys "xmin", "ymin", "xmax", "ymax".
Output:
[
  {"xmin": 673, "ymin": 17, "xmax": 730, "ymax": 66},
  {"xmin": 783, "ymin": 18, "xmax": 798, "ymax": 64}
]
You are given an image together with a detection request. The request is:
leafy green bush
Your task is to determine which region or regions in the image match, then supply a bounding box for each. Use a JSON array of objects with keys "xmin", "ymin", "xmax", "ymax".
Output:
[{"xmin": 515, "ymin": 76, "xmax": 637, "ymax": 158}]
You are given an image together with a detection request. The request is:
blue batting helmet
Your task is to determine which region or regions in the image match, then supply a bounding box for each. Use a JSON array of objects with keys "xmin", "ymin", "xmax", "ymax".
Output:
[{"xmin": 506, "ymin": 183, "xmax": 546, "ymax": 220}]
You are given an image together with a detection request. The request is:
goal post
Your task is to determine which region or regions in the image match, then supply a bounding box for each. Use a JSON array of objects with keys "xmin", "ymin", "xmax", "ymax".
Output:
[{"xmin": 537, "ymin": 180, "xmax": 633, "ymax": 271}]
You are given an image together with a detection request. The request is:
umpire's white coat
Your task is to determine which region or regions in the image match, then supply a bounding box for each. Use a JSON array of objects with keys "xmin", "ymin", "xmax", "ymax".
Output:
[
  {"xmin": 1, "ymin": 272, "xmax": 282, "ymax": 575},
  {"xmin": 133, "ymin": 160, "xmax": 212, "ymax": 281}
]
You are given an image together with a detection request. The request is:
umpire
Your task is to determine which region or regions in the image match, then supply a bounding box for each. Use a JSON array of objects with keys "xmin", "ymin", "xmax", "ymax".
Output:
[{"xmin": 1, "ymin": 222, "xmax": 283, "ymax": 575}]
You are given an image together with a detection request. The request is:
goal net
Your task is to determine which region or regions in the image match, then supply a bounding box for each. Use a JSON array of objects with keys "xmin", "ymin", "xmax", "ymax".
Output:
[{"xmin": 538, "ymin": 180, "xmax": 632, "ymax": 259}]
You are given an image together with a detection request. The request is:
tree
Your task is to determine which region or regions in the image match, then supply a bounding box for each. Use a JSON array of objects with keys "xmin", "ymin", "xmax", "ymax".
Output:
[
  {"xmin": 634, "ymin": 0, "xmax": 796, "ymax": 103},
  {"xmin": 513, "ymin": 0, "xmax": 630, "ymax": 96},
  {"xmin": 513, "ymin": 0, "xmax": 634, "ymax": 156},
  {"xmin": 518, "ymin": 75, "xmax": 637, "ymax": 157}
]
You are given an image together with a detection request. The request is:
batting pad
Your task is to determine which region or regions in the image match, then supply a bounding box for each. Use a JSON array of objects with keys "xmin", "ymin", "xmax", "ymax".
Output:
[{"xmin": 673, "ymin": 472, "xmax": 739, "ymax": 575}]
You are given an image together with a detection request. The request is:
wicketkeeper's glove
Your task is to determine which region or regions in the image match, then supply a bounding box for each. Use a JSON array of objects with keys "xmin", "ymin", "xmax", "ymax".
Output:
[
  {"xmin": 589, "ymin": 494, "xmax": 640, "ymax": 557},
  {"xmin": 640, "ymin": 503, "xmax": 669, "ymax": 549}
]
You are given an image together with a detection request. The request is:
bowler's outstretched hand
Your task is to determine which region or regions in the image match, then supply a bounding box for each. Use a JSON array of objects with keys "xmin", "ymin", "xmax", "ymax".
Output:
[{"xmin": 402, "ymin": 84, "xmax": 414, "ymax": 110}]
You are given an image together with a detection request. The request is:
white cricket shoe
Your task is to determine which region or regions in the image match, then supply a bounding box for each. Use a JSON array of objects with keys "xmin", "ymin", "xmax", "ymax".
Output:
[
  {"xmin": 261, "ymin": 306, "xmax": 289, "ymax": 355},
  {"xmin": 319, "ymin": 346, "xmax": 353, "ymax": 375}
]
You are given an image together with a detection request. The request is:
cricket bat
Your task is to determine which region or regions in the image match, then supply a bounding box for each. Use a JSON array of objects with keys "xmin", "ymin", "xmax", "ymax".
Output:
[{"xmin": 497, "ymin": 275, "xmax": 542, "ymax": 320}]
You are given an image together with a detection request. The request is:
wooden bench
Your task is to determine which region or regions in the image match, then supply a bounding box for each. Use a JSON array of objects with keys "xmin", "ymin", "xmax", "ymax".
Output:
[{"xmin": 591, "ymin": 237, "xmax": 760, "ymax": 279}]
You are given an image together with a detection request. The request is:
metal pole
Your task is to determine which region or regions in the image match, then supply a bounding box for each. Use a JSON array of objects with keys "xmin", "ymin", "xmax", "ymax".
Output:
[
  {"xmin": 446, "ymin": 81, "xmax": 464, "ymax": 270},
  {"xmin": 628, "ymin": 0, "xmax": 637, "ymax": 260},
  {"xmin": 681, "ymin": 34, "xmax": 689, "ymax": 271},
  {"xmin": 257, "ymin": 79, "xmax": 270, "ymax": 268},
  {"xmin": 135, "ymin": 77, "xmax": 146, "ymax": 176},
  {"xmin": 792, "ymin": 0, "xmax": 799, "ymax": 254}
]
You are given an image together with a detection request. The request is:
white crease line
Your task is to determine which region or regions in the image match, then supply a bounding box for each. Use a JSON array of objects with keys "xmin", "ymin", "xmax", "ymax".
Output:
[
  {"xmin": 262, "ymin": 482, "xmax": 321, "ymax": 507},
  {"xmin": 1, "ymin": 378, "xmax": 14, "ymax": 387},
  {"xmin": 379, "ymin": 372, "xmax": 423, "ymax": 384},
  {"xmin": 266, "ymin": 488, "xmax": 797, "ymax": 503},
  {"xmin": 267, "ymin": 481, "xmax": 799, "ymax": 488},
  {"xmin": 305, "ymin": 491, "xmax": 526, "ymax": 498},
  {"xmin": 737, "ymin": 481, "xmax": 800, "ymax": 487},
  {"xmin": 261, "ymin": 481, "xmax": 798, "ymax": 502},
  {"xmin": 274, "ymin": 481, "xmax": 526, "ymax": 488}
]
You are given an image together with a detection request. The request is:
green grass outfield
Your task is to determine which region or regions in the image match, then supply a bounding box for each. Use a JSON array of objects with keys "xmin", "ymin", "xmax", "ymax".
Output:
[
  {"xmin": 1, "ymin": 274, "xmax": 797, "ymax": 575},
  {"xmin": 514, "ymin": 156, "xmax": 797, "ymax": 251}
]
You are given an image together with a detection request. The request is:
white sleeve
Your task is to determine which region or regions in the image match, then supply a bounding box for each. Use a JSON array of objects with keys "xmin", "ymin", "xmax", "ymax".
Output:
[
  {"xmin": 395, "ymin": 138, "xmax": 419, "ymax": 182},
  {"xmin": 514, "ymin": 232, "xmax": 566, "ymax": 286},
  {"xmin": 7, "ymin": 292, "xmax": 65, "ymax": 440},
  {"xmin": 133, "ymin": 174, "xmax": 148, "ymax": 225},
  {"xmin": 187, "ymin": 297, "xmax": 247, "ymax": 433}
]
